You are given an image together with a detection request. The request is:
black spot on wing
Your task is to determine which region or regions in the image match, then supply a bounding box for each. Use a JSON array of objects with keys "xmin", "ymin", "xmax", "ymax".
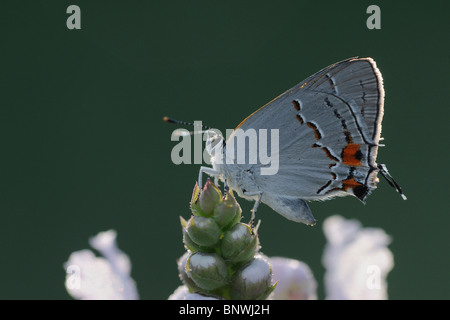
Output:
[{"xmin": 353, "ymin": 184, "xmax": 369, "ymax": 201}]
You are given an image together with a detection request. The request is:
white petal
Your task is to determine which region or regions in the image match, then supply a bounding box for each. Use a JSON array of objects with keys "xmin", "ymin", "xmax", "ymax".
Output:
[
  {"xmin": 184, "ymin": 293, "xmax": 221, "ymax": 300},
  {"xmin": 89, "ymin": 230, "xmax": 131, "ymax": 275},
  {"xmin": 64, "ymin": 230, "xmax": 139, "ymax": 300},
  {"xmin": 323, "ymin": 215, "xmax": 394, "ymax": 300},
  {"xmin": 270, "ymin": 257, "xmax": 317, "ymax": 300},
  {"xmin": 89, "ymin": 230, "xmax": 117, "ymax": 251},
  {"xmin": 168, "ymin": 285, "xmax": 190, "ymax": 300},
  {"xmin": 168, "ymin": 285, "xmax": 222, "ymax": 300}
]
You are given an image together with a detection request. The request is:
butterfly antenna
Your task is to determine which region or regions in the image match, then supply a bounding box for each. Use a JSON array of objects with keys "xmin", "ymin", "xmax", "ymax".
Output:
[
  {"xmin": 377, "ymin": 164, "xmax": 407, "ymax": 200},
  {"xmin": 163, "ymin": 116, "xmax": 212, "ymax": 130}
]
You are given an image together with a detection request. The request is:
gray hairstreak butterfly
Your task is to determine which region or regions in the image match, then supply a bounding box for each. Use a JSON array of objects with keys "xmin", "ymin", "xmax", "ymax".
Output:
[{"xmin": 165, "ymin": 57, "xmax": 406, "ymax": 226}]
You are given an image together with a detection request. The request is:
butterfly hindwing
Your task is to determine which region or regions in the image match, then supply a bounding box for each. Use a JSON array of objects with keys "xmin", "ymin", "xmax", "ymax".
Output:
[{"xmin": 230, "ymin": 58, "xmax": 384, "ymax": 202}]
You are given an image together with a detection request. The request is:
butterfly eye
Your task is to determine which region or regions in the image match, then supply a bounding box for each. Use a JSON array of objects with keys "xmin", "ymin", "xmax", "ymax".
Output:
[{"xmin": 206, "ymin": 136, "xmax": 223, "ymax": 156}]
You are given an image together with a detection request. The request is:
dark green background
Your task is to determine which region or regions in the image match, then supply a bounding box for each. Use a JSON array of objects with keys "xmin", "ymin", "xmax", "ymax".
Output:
[{"xmin": 1, "ymin": 1, "xmax": 449, "ymax": 299}]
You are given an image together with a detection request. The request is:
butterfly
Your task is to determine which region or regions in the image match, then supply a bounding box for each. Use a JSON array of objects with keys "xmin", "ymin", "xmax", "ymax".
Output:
[{"xmin": 166, "ymin": 57, "xmax": 406, "ymax": 225}]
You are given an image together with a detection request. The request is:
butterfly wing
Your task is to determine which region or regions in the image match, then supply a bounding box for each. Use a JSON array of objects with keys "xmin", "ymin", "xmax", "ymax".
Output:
[{"xmin": 228, "ymin": 58, "xmax": 384, "ymax": 212}]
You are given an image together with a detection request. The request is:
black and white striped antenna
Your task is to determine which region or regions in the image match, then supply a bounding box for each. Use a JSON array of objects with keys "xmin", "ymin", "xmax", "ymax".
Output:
[{"xmin": 163, "ymin": 116, "xmax": 216, "ymax": 136}]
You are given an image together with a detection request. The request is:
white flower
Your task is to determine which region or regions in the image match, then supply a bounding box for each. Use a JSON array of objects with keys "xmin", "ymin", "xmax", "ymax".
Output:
[
  {"xmin": 322, "ymin": 215, "xmax": 394, "ymax": 300},
  {"xmin": 270, "ymin": 257, "xmax": 317, "ymax": 300},
  {"xmin": 168, "ymin": 285, "xmax": 190, "ymax": 300},
  {"xmin": 64, "ymin": 217, "xmax": 394, "ymax": 300},
  {"xmin": 168, "ymin": 285, "xmax": 221, "ymax": 300},
  {"xmin": 64, "ymin": 230, "xmax": 139, "ymax": 300}
]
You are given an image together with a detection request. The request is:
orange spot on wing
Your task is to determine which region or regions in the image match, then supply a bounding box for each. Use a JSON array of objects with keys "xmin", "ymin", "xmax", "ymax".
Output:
[
  {"xmin": 342, "ymin": 178, "xmax": 362, "ymax": 191},
  {"xmin": 342, "ymin": 144, "xmax": 363, "ymax": 166}
]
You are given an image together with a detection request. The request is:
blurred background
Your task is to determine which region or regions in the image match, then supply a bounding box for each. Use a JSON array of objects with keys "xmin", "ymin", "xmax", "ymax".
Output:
[{"xmin": 1, "ymin": 1, "xmax": 449, "ymax": 299}]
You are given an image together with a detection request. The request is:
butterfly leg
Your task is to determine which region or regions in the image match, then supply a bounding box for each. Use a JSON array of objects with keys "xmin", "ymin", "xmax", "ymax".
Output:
[
  {"xmin": 243, "ymin": 191, "xmax": 263, "ymax": 229},
  {"xmin": 223, "ymin": 178, "xmax": 229, "ymax": 197},
  {"xmin": 198, "ymin": 166, "xmax": 220, "ymax": 189}
]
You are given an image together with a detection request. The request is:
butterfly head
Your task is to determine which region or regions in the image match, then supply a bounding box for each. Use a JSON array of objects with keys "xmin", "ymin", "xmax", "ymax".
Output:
[{"xmin": 205, "ymin": 132, "xmax": 224, "ymax": 157}]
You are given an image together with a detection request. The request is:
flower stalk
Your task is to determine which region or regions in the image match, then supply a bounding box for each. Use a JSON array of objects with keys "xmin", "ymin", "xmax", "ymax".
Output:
[{"xmin": 177, "ymin": 179, "xmax": 276, "ymax": 300}]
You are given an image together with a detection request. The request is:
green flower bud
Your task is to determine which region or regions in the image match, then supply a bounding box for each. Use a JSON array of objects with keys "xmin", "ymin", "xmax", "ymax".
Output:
[
  {"xmin": 213, "ymin": 190, "xmax": 242, "ymax": 230},
  {"xmin": 221, "ymin": 223, "xmax": 258, "ymax": 265},
  {"xmin": 190, "ymin": 182, "xmax": 203, "ymax": 216},
  {"xmin": 186, "ymin": 252, "xmax": 229, "ymax": 291},
  {"xmin": 183, "ymin": 229, "xmax": 200, "ymax": 252},
  {"xmin": 177, "ymin": 252, "xmax": 202, "ymax": 292},
  {"xmin": 181, "ymin": 217, "xmax": 215, "ymax": 252},
  {"xmin": 182, "ymin": 227, "xmax": 214, "ymax": 253},
  {"xmin": 186, "ymin": 216, "xmax": 222, "ymax": 248},
  {"xmin": 198, "ymin": 179, "xmax": 222, "ymax": 215},
  {"xmin": 230, "ymin": 254, "xmax": 276, "ymax": 300}
]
